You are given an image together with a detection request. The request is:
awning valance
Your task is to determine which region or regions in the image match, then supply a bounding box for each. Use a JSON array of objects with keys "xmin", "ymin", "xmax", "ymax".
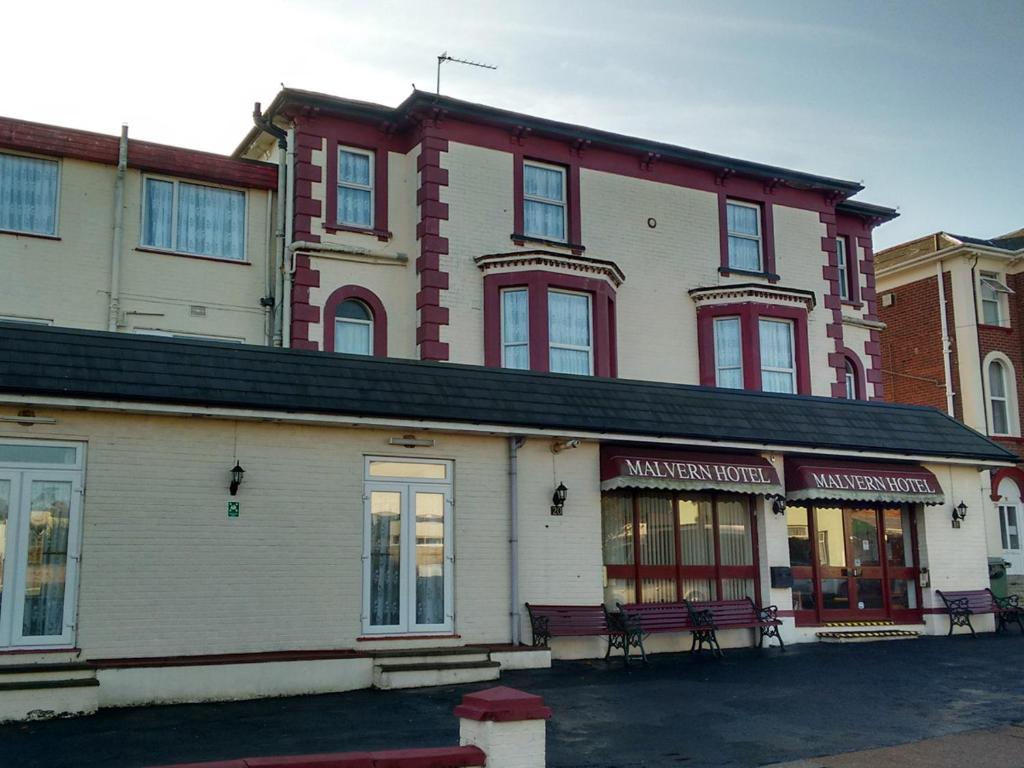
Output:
[
  {"xmin": 785, "ymin": 458, "xmax": 945, "ymax": 505},
  {"xmin": 600, "ymin": 448, "xmax": 782, "ymax": 496}
]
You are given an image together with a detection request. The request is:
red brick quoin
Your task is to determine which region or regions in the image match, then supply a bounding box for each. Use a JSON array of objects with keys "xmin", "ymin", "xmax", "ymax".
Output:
[{"xmin": 415, "ymin": 115, "xmax": 451, "ymax": 361}]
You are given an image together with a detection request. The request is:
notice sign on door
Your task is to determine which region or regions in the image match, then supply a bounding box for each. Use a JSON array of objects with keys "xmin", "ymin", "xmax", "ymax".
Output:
[{"xmin": 227, "ymin": 501, "xmax": 240, "ymax": 518}]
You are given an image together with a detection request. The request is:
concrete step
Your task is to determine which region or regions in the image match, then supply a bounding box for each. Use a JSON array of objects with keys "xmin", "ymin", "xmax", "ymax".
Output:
[
  {"xmin": 0, "ymin": 662, "xmax": 96, "ymax": 684},
  {"xmin": 373, "ymin": 660, "xmax": 501, "ymax": 690},
  {"xmin": 817, "ymin": 629, "xmax": 920, "ymax": 643},
  {"xmin": 368, "ymin": 646, "xmax": 491, "ymax": 666},
  {"xmin": 0, "ymin": 677, "xmax": 100, "ymax": 723}
]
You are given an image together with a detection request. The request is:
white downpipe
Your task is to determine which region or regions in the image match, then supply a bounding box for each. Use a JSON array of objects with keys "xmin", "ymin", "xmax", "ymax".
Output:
[
  {"xmin": 107, "ymin": 125, "xmax": 128, "ymax": 332},
  {"xmin": 264, "ymin": 190, "xmax": 275, "ymax": 345},
  {"xmin": 283, "ymin": 128, "xmax": 296, "ymax": 348},
  {"xmin": 509, "ymin": 436, "xmax": 525, "ymax": 645},
  {"xmin": 936, "ymin": 261, "xmax": 955, "ymax": 416}
]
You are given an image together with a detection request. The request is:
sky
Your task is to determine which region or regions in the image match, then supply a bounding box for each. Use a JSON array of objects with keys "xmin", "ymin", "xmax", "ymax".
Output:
[{"xmin": 3, "ymin": 0, "xmax": 1020, "ymax": 249}]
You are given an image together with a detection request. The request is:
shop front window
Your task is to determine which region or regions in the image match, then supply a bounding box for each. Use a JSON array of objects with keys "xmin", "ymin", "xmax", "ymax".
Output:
[{"xmin": 601, "ymin": 490, "xmax": 758, "ymax": 607}]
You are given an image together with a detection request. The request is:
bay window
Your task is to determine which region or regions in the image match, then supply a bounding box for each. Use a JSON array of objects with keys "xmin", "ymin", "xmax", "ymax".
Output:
[
  {"xmin": 548, "ymin": 290, "xmax": 592, "ymax": 375},
  {"xmin": 501, "ymin": 289, "xmax": 529, "ymax": 369},
  {"xmin": 758, "ymin": 318, "xmax": 796, "ymax": 394},
  {"xmin": 726, "ymin": 200, "xmax": 762, "ymax": 272},
  {"xmin": 0, "ymin": 152, "xmax": 58, "ymax": 236},
  {"xmin": 142, "ymin": 177, "xmax": 246, "ymax": 261},
  {"xmin": 713, "ymin": 317, "xmax": 743, "ymax": 388},
  {"xmin": 523, "ymin": 162, "xmax": 566, "ymax": 242},
  {"xmin": 602, "ymin": 490, "xmax": 758, "ymax": 607},
  {"xmin": 337, "ymin": 147, "xmax": 374, "ymax": 229}
]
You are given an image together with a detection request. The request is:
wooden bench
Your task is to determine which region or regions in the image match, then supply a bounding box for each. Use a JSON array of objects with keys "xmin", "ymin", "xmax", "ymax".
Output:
[
  {"xmin": 525, "ymin": 603, "xmax": 638, "ymax": 661},
  {"xmin": 620, "ymin": 599, "xmax": 783, "ymax": 659},
  {"xmin": 936, "ymin": 589, "xmax": 1024, "ymax": 636}
]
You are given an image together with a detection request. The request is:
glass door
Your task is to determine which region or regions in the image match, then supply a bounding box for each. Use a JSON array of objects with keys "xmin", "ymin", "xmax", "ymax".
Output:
[
  {"xmin": 999, "ymin": 505, "xmax": 1023, "ymax": 574},
  {"xmin": 362, "ymin": 459, "xmax": 453, "ymax": 635},
  {"xmin": 815, "ymin": 507, "xmax": 886, "ymax": 620}
]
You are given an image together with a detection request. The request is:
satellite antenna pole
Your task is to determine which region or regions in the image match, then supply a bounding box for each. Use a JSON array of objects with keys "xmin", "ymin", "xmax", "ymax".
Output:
[{"xmin": 436, "ymin": 51, "xmax": 497, "ymax": 94}]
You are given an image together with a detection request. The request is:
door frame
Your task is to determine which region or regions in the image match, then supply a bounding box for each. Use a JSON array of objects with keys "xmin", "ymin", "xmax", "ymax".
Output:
[
  {"xmin": 816, "ymin": 507, "xmax": 888, "ymax": 622},
  {"xmin": 998, "ymin": 503, "xmax": 1024, "ymax": 573}
]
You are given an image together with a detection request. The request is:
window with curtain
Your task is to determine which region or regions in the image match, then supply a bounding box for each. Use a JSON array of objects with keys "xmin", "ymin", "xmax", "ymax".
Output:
[
  {"xmin": 337, "ymin": 147, "xmax": 374, "ymax": 228},
  {"xmin": 844, "ymin": 358, "xmax": 858, "ymax": 399},
  {"xmin": 601, "ymin": 490, "xmax": 757, "ymax": 606},
  {"xmin": 334, "ymin": 299, "xmax": 373, "ymax": 355},
  {"xmin": 980, "ymin": 271, "xmax": 1010, "ymax": 326},
  {"xmin": 501, "ymin": 288, "xmax": 529, "ymax": 369},
  {"xmin": 836, "ymin": 237, "xmax": 850, "ymax": 300},
  {"xmin": 523, "ymin": 162, "xmax": 566, "ymax": 241},
  {"xmin": 988, "ymin": 359, "xmax": 1011, "ymax": 435},
  {"xmin": 759, "ymin": 318, "xmax": 795, "ymax": 393},
  {"xmin": 548, "ymin": 290, "xmax": 592, "ymax": 375},
  {"xmin": 142, "ymin": 177, "xmax": 246, "ymax": 260},
  {"xmin": 0, "ymin": 152, "xmax": 59, "ymax": 235},
  {"xmin": 714, "ymin": 317, "xmax": 743, "ymax": 388},
  {"xmin": 726, "ymin": 200, "xmax": 762, "ymax": 271}
]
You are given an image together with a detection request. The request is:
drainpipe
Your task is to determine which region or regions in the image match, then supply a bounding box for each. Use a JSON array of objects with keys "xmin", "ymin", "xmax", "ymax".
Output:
[
  {"xmin": 936, "ymin": 261, "xmax": 955, "ymax": 416},
  {"xmin": 970, "ymin": 255, "xmax": 988, "ymax": 433},
  {"xmin": 509, "ymin": 436, "xmax": 526, "ymax": 645},
  {"xmin": 252, "ymin": 103, "xmax": 288, "ymax": 346},
  {"xmin": 107, "ymin": 124, "xmax": 128, "ymax": 332},
  {"xmin": 284, "ymin": 128, "xmax": 296, "ymax": 347}
]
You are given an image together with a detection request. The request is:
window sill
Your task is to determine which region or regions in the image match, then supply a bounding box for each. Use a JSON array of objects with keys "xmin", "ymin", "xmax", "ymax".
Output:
[
  {"xmin": 325, "ymin": 222, "xmax": 392, "ymax": 242},
  {"xmin": 841, "ymin": 300, "xmax": 864, "ymax": 309},
  {"xmin": 511, "ymin": 233, "xmax": 585, "ymax": 254},
  {"xmin": 135, "ymin": 246, "xmax": 251, "ymax": 265},
  {"xmin": 0, "ymin": 228, "xmax": 60, "ymax": 241},
  {"xmin": 978, "ymin": 323, "xmax": 1013, "ymax": 333},
  {"xmin": 718, "ymin": 265, "xmax": 780, "ymax": 281},
  {"xmin": 0, "ymin": 646, "xmax": 80, "ymax": 655},
  {"xmin": 356, "ymin": 633, "xmax": 461, "ymax": 641}
]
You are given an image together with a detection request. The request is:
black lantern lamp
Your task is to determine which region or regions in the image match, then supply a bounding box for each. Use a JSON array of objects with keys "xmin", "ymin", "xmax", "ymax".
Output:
[
  {"xmin": 951, "ymin": 500, "xmax": 968, "ymax": 528},
  {"xmin": 229, "ymin": 462, "xmax": 245, "ymax": 496},
  {"xmin": 550, "ymin": 482, "xmax": 568, "ymax": 516},
  {"xmin": 771, "ymin": 496, "xmax": 787, "ymax": 516}
]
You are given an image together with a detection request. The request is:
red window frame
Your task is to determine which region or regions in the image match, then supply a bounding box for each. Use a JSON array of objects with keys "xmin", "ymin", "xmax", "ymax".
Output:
[
  {"xmin": 323, "ymin": 285, "xmax": 388, "ymax": 356},
  {"xmin": 483, "ymin": 270, "xmax": 616, "ymax": 376},
  {"xmin": 512, "ymin": 154, "xmax": 583, "ymax": 252},
  {"xmin": 719, "ymin": 195, "xmax": 777, "ymax": 280},
  {"xmin": 324, "ymin": 128, "xmax": 391, "ymax": 242},
  {"xmin": 603, "ymin": 490, "xmax": 761, "ymax": 605},
  {"xmin": 697, "ymin": 302, "xmax": 811, "ymax": 394}
]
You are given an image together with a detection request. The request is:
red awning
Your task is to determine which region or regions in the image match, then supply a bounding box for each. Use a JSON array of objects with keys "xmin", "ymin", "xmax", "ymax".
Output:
[
  {"xmin": 785, "ymin": 458, "xmax": 945, "ymax": 505},
  {"xmin": 600, "ymin": 448, "xmax": 782, "ymax": 496}
]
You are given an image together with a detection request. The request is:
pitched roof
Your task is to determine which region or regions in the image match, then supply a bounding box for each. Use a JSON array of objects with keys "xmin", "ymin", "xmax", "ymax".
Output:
[
  {"xmin": 0, "ymin": 324, "xmax": 1012, "ymax": 463},
  {"xmin": 951, "ymin": 233, "xmax": 1024, "ymax": 252}
]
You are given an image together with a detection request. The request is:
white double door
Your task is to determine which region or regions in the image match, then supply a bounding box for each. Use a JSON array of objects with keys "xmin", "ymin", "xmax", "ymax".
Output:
[
  {"xmin": 999, "ymin": 504, "xmax": 1023, "ymax": 574},
  {"xmin": 363, "ymin": 481, "xmax": 453, "ymax": 634},
  {"xmin": 0, "ymin": 469, "xmax": 83, "ymax": 648}
]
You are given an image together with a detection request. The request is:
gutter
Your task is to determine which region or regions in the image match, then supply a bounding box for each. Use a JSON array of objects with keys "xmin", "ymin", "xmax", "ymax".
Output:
[{"xmin": 107, "ymin": 125, "xmax": 128, "ymax": 332}]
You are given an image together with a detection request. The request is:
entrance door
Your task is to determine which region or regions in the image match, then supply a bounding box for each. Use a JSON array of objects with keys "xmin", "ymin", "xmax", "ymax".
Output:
[
  {"xmin": 0, "ymin": 446, "xmax": 84, "ymax": 648},
  {"xmin": 362, "ymin": 459, "xmax": 453, "ymax": 635},
  {"xmin": 999, "ymin": 504, "xmax": 1023, "ymax": 574},
  {"xmin": 815, "ymin": 507, "xmax": 886, "ymax": 620}
]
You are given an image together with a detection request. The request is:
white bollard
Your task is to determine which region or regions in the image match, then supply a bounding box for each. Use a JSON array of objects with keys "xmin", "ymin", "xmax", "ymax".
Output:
[{"xmin": 455, "ymin": 686, "xmax": 552, "ymax": 768}]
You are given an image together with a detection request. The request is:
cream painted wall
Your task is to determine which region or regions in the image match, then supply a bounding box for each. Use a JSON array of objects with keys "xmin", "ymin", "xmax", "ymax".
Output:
[{"xmin": 0, "ymin": 155, "xmax": 274, "ymax": 343}]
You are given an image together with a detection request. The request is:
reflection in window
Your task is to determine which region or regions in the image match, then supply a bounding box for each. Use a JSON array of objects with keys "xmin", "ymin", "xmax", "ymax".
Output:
[{"xmin": 501, "ymin": 289, "xmax": 529, "ymax": 369}]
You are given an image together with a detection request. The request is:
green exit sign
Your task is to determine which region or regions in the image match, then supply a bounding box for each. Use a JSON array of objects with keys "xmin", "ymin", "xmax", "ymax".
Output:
[{"xmin": 227, "ymin": 501, "xmax": 240, "ymax": 518}]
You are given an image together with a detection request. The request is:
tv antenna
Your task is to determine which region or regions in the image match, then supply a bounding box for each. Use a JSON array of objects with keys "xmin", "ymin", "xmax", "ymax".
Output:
[{"xmin": 436, "ymin": 52, "xmax": 497, "ymax": 94}]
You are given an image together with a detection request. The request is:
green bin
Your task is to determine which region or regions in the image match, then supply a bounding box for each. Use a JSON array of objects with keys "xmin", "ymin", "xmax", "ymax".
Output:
[{"xmin": 989, "ymin": 556, "xmax": 1010, "ymax": 599}]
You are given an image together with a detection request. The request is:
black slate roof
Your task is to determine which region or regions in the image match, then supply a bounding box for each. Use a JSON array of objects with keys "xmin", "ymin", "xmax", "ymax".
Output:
[
  {"xmin": 952, "ymin": 233, "xmax": 1024, "ymax": 252},
  {"xmin": 0, "ymin": 324, "xmax": 1013, "ymax": 463}
]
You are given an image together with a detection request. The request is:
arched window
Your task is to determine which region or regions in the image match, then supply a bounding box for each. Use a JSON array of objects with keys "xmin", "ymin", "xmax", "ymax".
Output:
[
  {"xmin": 844, "ymin": 358, "xmax": 858, "ymax": 399},
  {"xmin": 989, "ymin": 359, "xmax": 1010, "ymax": 435},
  {"xmin": 334, "ymin": 299, "xmax": 373, "ymax": 355}
]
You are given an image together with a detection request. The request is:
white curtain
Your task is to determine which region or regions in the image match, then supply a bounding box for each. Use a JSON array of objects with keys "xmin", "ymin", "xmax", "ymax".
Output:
[
  {"xmin": 502, "ymin": 289, "xmax": 529, "ymax": 369},
  {"xmin": 714, "ymin": 317, "xmax": 743, "ymax": 388},
  {"xmin": 369, "ymin": 493, "xmax": 402, "ymax": 626},
  {"xmin": 0, "ymin": 479, "xmax": 8, "ymax": 619},
  {"xmin": 177, "ymin": 183, "xmax": 245, "ymax": 260},
  {"xmin": 601, "ymin": 492, "xmax": 633, "ymax": 565},
  {"xmin": 678, "ymin": 498, "xmax": 714, "ymax": 565},
  {"xmin": 142, "ymin": 179, "xmax": 174, "ymax": 249},
  {"xmin": 718, "ymin": 499, "xmax": 752, "ymax": 565},
  {"xmin": 413, "ymin": 493, "xmax": 445, "ymax": 625},
  {"xmin": 638, "ymin": 493, "xmax": 674, "ymax": 565},
  {"xmin": 726, "ymin": 203, "xmax": 760, "ymax": 270},
  {"xmin": 0, "ymin": 154, "xmax": 58, "ymax": 235},
  {"xmin": 759, "ymin": 319, "xmax": 795, "ymax": 393},
  {"xmin": 548, "ymin": 291, "xmax": 591, "ymax": 374},
  {"xmin": 22, "ymin": 481, "xmax": 71, "ymax": 637},
  {"xmin": 989, "ymin": 361, "xmax": 1009, "ymax": 433},
  {"xmin": 335, "ymin": 319, "xmax": 371, "ymax": 355},
  {"xmin": 338, "ymin": 150, "xmax": 372, "ymax": 227},
  {"xmin": 524, "ymin": 164, "xmax": 565, "ymax": 240}
]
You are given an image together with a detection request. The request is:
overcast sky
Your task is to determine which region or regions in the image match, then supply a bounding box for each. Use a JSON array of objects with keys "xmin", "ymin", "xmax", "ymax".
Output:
[{"xmin": 4, "ymin": 0, "xmax": 1020, "ymax": 248}]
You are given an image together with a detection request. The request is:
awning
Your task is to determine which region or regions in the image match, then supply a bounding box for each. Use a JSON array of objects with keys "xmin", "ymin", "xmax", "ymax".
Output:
[
  {"xmin": 600, "ymin": 448, "xmax": 783, "ymax": 496},
  {"xmin": 785, "ymin": 458, "xmax": 945, "ymax": 505}
]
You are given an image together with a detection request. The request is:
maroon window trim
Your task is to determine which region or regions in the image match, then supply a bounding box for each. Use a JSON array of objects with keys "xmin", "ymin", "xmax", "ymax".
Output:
[
  {"xmin": 483, "ymin": 270, "xmax": 615, "ymax": 376},
  {"xmin": 718, "ymin": 194, "xmax": 778, "ymax": 280},
  {"xmin": 840, "ymin": 348, "xmax": 866, "ymax": 400},
  {"xmin": 697, "ymin": 302, "xmax": 811, "ymax": 395},
  {"xmin": 325, "ymin": 133, "xmax": 391, "ymax": 242},
  {"xmin": 512, "ymin": 154, "xmax": 583, "ymax": 252},
  {"xmin": 989, "ymin": 467, "xmax": 1024, "ymax": 501},
  {"xmin": 323, "ymin": 285, "xmax": 388, "ymax": 356}
]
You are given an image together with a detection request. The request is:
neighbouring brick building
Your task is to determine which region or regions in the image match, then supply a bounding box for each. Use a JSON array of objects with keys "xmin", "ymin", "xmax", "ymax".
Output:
[{"xmin": 877, "ymin": 229, "xmax": 1024, "ymax": 593}]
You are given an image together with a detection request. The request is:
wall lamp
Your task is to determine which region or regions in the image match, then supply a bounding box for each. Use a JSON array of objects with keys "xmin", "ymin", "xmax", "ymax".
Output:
[
  {"xmin": 771, "ymin": 496, "xmax": 787, "ymax": 516},
  {"xmin": 550, "ymin": 482, "xmax": 568, "ymax": 516},
  {"xmin": 229, "ymin": 462, "xmax": 245, "ymax": 496},
  {"xmin": 951, "ymin": 500, "xmax": 968, "ymax": 528}
]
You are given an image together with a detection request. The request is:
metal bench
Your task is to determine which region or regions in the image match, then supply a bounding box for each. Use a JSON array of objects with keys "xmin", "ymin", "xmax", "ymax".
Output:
[
  {"xmin": 689, "ymin": 598, "xmax": 784, "ymax": 656},
  {"xmin": 617, "ymin": 601, "xmax": 698, "ymax": 662},
  {"xmin": 936, "ymin": 588, "xmax": 1024, "ymax": 636},
  {"xmin": 525, "ymin": 603, "xmax": 638, "ymax": 661}
]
